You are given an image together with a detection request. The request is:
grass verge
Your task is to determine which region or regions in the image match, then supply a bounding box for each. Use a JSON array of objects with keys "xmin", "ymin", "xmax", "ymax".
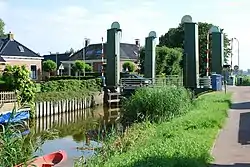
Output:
[{"xmin": 77, "ymin": 92, "xmax": 231, "ymax": 167}]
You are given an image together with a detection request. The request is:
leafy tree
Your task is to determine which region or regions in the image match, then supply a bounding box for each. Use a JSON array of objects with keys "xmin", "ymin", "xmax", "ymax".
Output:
[
  {"xmin": 0, "ymin": 18, "xmax": 6, "ymax": 38},
  {"xmin": 42, "ymin": 60, "xmax": 57, "ymax": 77},
  {"xmin": 72, "ymin": 60, "xmax": 92, "ymax": 76},
  {"xmin": 2, "ymin": 65, "xmax": 36, "ymax": 116},
  {"xmin": 159, "ymin": 22, "xmax": 232, "ymax": 76},
  {"xmin": 122, "ymin": 61, "xmax": 136, "ymax": 72},
  {"xmin": 65, "ymin": 48, "xmax": 75, "ymax": 54},
  {"xmin": 139, "ymin": 46, "xmax": 182, "ymax": 75}
]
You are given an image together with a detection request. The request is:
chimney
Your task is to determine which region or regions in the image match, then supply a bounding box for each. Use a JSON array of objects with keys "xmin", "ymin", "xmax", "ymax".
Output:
[
  {"xmin": 8, "ymin": 32, "xmax": 14, "ymax": 41},
  {"xmin": 135, "ymin": 39, "xmax": 140, "ymax": 47},
  {"xmin": 84, "ymin": 38, "xmax": 90, "ymax": 47}
]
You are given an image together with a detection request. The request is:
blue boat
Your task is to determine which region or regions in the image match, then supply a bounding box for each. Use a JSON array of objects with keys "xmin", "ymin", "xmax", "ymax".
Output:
[
  {"xmin": 11, "ymin": 129, "xmax": 30, "ymax": 138},
  {"xmin": 0, "ymin": 110, "xmax": 30, "ymax": 124}
]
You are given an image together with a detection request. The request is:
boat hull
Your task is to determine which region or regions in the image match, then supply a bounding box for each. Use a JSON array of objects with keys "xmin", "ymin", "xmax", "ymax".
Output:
[
  {"xmin": 14, "ymin": 150, "xmax": 67, "ymax": 167},
  {"xmin": 0, "ymin": 110, "xmax": 29, "ymax": 124}
]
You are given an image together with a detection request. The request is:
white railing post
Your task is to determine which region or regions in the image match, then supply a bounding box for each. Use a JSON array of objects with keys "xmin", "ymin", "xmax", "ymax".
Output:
[{"xmin": 0, "ymin": 91, "xmax": 16, "ymax": 103}]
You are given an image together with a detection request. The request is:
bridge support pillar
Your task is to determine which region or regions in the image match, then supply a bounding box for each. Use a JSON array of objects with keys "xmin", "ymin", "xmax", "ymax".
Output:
[
  {"xmin": 105, "ymin": 22, "xmax": 122, "ymax": 104},
  {"xmin": 182, "ymin": 15, "xmax": 199, "ymax": 89},
  {"xmin": 144, "ymin": 31, "xmax": 157, "ymax": 81},
  {"xmin": 211, "ymin": 30, "xmax": 224, "ymax": 75}
]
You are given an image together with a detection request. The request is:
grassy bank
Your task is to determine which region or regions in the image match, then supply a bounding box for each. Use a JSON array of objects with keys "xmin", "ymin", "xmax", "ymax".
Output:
[{"xmin": 77, "ymin": 91, "xmax": 231, "ymax": 167}]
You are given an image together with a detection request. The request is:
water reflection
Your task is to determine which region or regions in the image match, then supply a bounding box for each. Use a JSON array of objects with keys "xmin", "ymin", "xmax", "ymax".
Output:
[{"xmin": 33, "ymin": 105, "xmax": 120, "ymax": 166}]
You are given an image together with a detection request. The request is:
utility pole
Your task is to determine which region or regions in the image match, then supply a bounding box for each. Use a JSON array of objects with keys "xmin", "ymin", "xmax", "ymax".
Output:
[
  {"xmin": 230, "ymin": 38, "xmax": 233, "ymax": 75},
  {"xmin": 233, "ymin": 37, "xmax": 240, "ymax": 69}
]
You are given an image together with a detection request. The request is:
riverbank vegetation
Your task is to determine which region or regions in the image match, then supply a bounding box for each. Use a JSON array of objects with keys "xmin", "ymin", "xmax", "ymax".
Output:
[
  {"xmin": 121, "ymin": 86, "xmax": 191, "ymax": 124},
  {"xmin": 35, "ymin": 78, "xmax": 102, "ymax": 102},
  {"xmin": 0, "ymin": 65, "xmax": 58, "ymax": 166},
  {"xmin": 0, "ymin": 121, "xmax": 57, "ymax": 166},
  {"xmin": 76, "ymin": 86, "xmax": 231, "ymax": 167}
]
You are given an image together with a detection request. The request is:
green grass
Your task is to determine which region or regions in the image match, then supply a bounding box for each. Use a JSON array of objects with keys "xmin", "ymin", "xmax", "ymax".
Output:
[{"xmin": 77, "ymin": 92, "xmax": 231, "ymax": 167}]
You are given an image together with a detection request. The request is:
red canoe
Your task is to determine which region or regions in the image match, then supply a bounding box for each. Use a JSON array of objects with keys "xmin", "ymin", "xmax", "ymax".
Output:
[{"xmin": 15, "ymin": 150, "xmax": 67, "ymax": 167}]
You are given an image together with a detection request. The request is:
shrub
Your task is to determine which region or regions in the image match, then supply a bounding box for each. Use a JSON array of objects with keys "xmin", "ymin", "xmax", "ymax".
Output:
[
  {"xmin": 121, "ymin": 86, "xmax": 192, "ymax": 123},
  {"xmin": 2, "ymin": 65, "xmax": 36, "ymax": 117},
  {"xmin": 0, "ymin": 79, "xmax": 10, "ymax": 91},
  {"xmin": 72, "ymin": 60, "xmax": 93, "ymax": 74},
  {"xmin": 122, "ymin": 61, "xmax": 136, "ymax": 72},
  {"xmin": 42, "ymin": 60, "xmax": 57, "ymax": 73},
  {"xmin": 40, "ymin": 78, "xmax": 101, "ymax": 92}
]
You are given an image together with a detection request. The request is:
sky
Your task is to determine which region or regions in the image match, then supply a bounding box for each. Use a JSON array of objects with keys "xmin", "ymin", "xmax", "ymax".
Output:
[{"xmin": 0, "ymin": 0, "xmax": 249, "ymax": 70}]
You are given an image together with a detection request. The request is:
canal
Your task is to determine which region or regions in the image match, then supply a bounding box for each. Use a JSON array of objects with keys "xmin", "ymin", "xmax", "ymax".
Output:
[{"xmin": 33, "ymin": 105, "xmax": 120, "ymax": 166}]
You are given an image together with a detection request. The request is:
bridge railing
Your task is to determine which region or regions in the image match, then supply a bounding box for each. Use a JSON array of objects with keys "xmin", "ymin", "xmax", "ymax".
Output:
[
  {"xmin": 120, "ymin": 75, "xmax": 183, "ymax": 88},
  {"xmin": 198, "ymin": 77, "xmax": 211, "ymax": 88},
  {"xmin": 120, "ymin": 76, "xmax": 212, "ymax": 89}
]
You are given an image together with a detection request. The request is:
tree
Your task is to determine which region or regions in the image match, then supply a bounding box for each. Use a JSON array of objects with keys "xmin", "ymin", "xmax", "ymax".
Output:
[
  {"xmin": 139, "ymin": 46, "xmax": 182, "ymax": 76},
  {"xmin": 2, "ymin": 65, "xmax": 36, "ymax": 115},
  {"xmin": 42, "ymin": 60, "xmax": 57, "ymax": 77},
  {"xmin": 72, "ymin": 60, "xmax": 92, "ymax": 76},
  {"xmin": 0, "ymin": 18, "xmax": 7, "ymax": 38},
  {"xmin": 65, "ymin": 48, "xmax": 75, "ymax": 54},
  {"xmin": 159, "ymin": 22, "xmax": 232, "ymax": 76},
  {"xmin": 122, "ymin": 61, "xmax": 136, "ymax": 72}
]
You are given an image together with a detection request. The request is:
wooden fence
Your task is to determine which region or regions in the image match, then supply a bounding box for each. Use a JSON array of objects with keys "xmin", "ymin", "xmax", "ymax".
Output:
[
  {"xmin": 0, "ymin": 91, "xmax": 16, "ymax": 103},
  {"xmin": 35, "ymin": 97, "xmax": 94, "ymax": 118}
]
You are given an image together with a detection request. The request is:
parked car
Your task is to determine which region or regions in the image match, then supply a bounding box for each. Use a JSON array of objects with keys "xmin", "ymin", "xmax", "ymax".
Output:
[{"xmin": 120, "ymin": 73, "xmax": 152, "ymax": 86}]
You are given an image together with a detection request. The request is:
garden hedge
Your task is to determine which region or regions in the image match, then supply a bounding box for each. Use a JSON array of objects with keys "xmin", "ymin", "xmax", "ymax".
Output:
[{"xmin": 40, "ymin": 78, "xmax": 102, "ymax": 92}]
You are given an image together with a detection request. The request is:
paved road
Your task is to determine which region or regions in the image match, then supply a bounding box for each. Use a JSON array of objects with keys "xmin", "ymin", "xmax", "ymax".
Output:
[{"xmin": 211, "ymin": 86, "xmax": 250, "ymax": 167}]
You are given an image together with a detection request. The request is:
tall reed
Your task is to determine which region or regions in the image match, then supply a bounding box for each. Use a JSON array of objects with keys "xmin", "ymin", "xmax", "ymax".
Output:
[
  {"xmin": 0, "ymin": 109, "xmax": 57, "ymax": 167},
  {"xmin": 121, "ymin": 86, "xmax": 192, "ymax": 124}
]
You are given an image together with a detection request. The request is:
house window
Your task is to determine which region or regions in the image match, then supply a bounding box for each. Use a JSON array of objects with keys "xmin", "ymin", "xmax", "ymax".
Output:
[
  {"xmin": 18, "ymin": 45, "xmax": 24, "ymax": 52},
  {"xmin": 30, "ymin": 65, "xmax": 37, "ymax": 79}
]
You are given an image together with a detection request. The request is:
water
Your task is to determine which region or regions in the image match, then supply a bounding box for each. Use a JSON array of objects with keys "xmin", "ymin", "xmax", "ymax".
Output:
[{"xmin": 33, "ymin": 105, "xmax": 120, "ymax": 167}]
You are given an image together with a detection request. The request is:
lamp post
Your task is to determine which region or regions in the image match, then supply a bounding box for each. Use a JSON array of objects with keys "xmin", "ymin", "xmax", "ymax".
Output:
[{"xmin": 233, "ymin": 37, "xmax": 240, "ymax": 69}]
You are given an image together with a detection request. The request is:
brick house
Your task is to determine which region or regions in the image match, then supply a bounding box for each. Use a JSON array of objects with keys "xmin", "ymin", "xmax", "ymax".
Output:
[
  {"xmin": 0, "ymin": 32, "xmax": 43, "ymax": 80},
  {"xmin": 61, "ymin": 42, "xmax": 140, "ymax": 75}
]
